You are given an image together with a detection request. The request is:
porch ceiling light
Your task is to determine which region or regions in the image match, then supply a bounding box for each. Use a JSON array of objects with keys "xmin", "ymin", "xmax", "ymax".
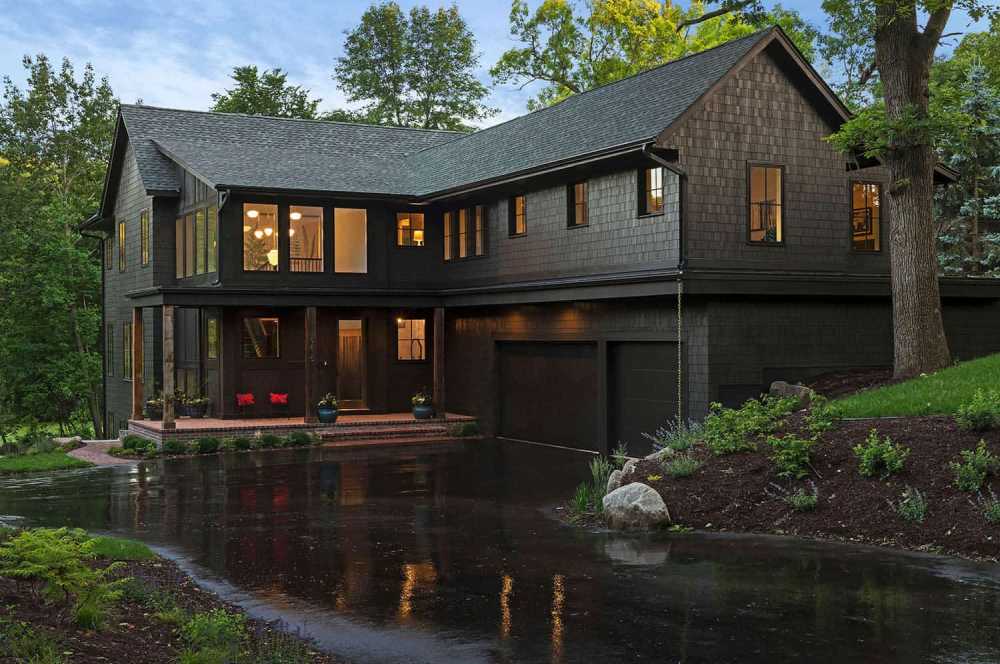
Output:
[
  {"xmin": 247, "ymin": 209, "xmax": 259, "ymax": 219},
  {"xmin": 290, "ymin": 211, "xmax": 302, "ymax": 221}
]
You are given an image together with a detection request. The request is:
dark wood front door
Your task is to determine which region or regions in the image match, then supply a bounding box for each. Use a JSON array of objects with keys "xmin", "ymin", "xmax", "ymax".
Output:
[{"xmin": 337, "ymin": 319, "xmax": 366, "ymax": 409}]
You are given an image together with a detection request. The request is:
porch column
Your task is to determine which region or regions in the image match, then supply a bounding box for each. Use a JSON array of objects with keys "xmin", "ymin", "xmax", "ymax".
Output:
[
  {"xmin": 162, "ymin": 304, "xmax": 176, "ymax": 429},
  {"xmin": 130, "ymin": 307, "xmax": 144, "ymax": 420},
  {"xmin": 433, "ymin": 307, "xmax": 445, "ymax": 418},
  {"xmin": 304, "ymin": 306, "xmax": 318, "ymax": 424}
]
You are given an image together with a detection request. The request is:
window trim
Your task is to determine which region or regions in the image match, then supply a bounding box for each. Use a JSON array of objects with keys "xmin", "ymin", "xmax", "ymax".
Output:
[
  {"xmin": 637, "ymin": 167, "xmax": 665, "ymax": 218},
  {"xmin": 746, "ymin": 162, "xmax": 786, "ymax": 246},
  {"xmin": 242, "ymin": 202, "xmax": 280, "ymax": 273},
  {"xmin": 139, "ymin": 209, "xmax": 150, "ymax": 267},
  {"xmin": 508, "ymin": 195, "xmax": 526, "ymax": 237},
  {"xmin": 567, "ymin": 181, "xmax": 589, "ymax": 228},
  {"xmin": 241, "ymin": 316, "xmax": 281, "ymax": 359},
  {"xmin": 396, "ymin": 211, "xmax": 426, "ymax": 248},
  {"xmin": 289, "ymin": 204, "xmax": 325, "ymax": 272},
  {"xmin": 394, "ymin": 317, "xmax": 428, "ymax": 363},
  {"xmin": 849, "ymin": 180, "xmax": 883, "ymax": 253}
]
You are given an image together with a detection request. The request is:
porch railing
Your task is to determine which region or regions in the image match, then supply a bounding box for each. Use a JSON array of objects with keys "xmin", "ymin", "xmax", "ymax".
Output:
[{"xmin": 291, "ymin": 257, "xmax": 323, "ymax": 272}]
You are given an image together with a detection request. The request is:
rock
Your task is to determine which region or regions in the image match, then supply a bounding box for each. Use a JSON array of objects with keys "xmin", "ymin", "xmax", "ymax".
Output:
[
  {"xmin": 602, "ymin": 482, "xmax": 671, "ymax": 529},
  {"xmin": 769, "ymin": 380, "xmax": 814, "ymax": 406},
  {"xmin": 53, "ymin": 436, "xmax": 81, "ymax": 446},
  {"xmin": 622, "ymin": 458, "xmax": 638, "ymax": 477},
  {"xmin": 645, "ymin": 447, "xmax": 674, "ymax": 462},
  {"xmin": 606, "ymin": 469, "xmax": 623, "ymax": 494}
]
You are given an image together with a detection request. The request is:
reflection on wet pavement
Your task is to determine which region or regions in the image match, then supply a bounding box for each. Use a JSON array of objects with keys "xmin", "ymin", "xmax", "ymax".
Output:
[{"xmin": 0, "ymin": 440, "xmax": 998, "ymax": 663}]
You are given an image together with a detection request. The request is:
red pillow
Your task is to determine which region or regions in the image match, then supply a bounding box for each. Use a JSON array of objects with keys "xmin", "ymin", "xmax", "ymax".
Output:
[
  {"xmin": 236, "ymin": 393, "xmax": 255, "ymax": 407},
  {"xmin": 270, "ymin": 392, "xmax": 288, "ymax": 405}
]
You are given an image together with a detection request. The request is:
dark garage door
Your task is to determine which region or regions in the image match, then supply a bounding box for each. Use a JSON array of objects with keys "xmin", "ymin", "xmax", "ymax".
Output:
[
  {"xmin": 498, "ymin": 342, "xmax": 599, "ymax": 451},
  {"xmin": 609, "ymin": 341, "xmax": 678, "ymax": 455}
]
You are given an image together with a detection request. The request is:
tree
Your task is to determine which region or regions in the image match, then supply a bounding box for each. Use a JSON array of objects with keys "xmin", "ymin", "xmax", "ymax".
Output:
[
  {"xmin": 210, "ymin": 66, "xmax": 323, "ymax": 119},
  {"xmin": 491, "ymin": 0, "xmax": 819, "ymax": 110},
  {"xmin": 333, "ymin": 2, "xmax": 495, "ymax": 130},
  {"xmin": 0, "ymin": 55, "xmax": 117, "ymax": 437}
]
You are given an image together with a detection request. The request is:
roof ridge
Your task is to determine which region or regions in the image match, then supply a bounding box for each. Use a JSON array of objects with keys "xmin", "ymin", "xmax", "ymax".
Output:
[{"xmin": 119, "ymin": 103, "xmax": 466, "ymax": 136}]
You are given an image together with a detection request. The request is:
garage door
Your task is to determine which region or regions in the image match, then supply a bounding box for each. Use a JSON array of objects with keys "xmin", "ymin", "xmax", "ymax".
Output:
[
  {"xmin": 609, "ymin": 342, "xmax": 678, "ymax": 455},
  {"xmin": 497, "ymin": 342, "xmax": 599, "ymax": 451}
]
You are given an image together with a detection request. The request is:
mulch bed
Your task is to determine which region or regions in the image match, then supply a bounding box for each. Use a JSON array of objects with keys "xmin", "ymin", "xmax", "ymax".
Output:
[
  {"xmin": 806, "ymin": 367, "xmax": 896, "ymax": 398},
  {"xmin": 624, "ymin": 414, "xmax": 1000, "ymax": 561},
  {"xmin": 0, "ymin": 556, "xmax": 343, "ymax": 663}
]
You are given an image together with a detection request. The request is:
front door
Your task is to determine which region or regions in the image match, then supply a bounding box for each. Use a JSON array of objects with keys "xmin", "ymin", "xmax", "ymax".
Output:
[{"xmin": 337, "ymin": 319, "xmax": 366, "ymax": 409}]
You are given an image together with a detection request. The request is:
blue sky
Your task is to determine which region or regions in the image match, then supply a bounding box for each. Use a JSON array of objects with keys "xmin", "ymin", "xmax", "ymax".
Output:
[{"xmin": 0, "ymin": 1, "xmax": 990, "ymax": 127}]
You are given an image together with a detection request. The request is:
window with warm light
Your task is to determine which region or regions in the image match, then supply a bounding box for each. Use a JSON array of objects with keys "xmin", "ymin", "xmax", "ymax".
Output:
[
  {"xmin": 140, "ymin": 209, "xmax": 150, "ymax": 266},
  {"xmin": 290, "ymin": 205, "xmax": 324, "ymax": 272},
  {"xmin": 195, "ymin": 208, "xmax": 207, "ymax": 274},
  {"xmin": 117, "ymin": 220, "xmax": 126, "ymax": 271},
  {"xmin": 851, "ymin": 181, "xmax": 881, "ymax": 252},
  {"xmin": 640, "ymin": 167, "xmax": 664, "ymax": 215},
  {"xmin": 397, "ymin": 318, "xmax": 426, "ymax": 361},
  {"xmin": 443, "ymin": 211, "xmax": 454, "ymax": 261},
  {"xmin": 334, "ymin": 208, "xmax": 367, "ymax": 273},
  {"xmin": 749, "ymin": 164, "xmax": 783, "ymax": 243},
  {"xmin": 207, "ymin": 205, "xmax": 218, "ymax": 272},
  {"xmin": 241, "ymin": 317, "xmax": 280, "ymax": 359},
  {"xmin": 206, "ymin": 317, "xmax": 219, "ymax": 360},
  {"xmin": 243, "ymin": 203, "xmax": 279, "ymax": 271},
  {"xmin": 509, "ymin": 195, "xmax": 526, "ymax": 236},
  {"xmin": 122, "ymin": 321, "xmax": 132, "ymax": 379},
  {"xmin": 569, "ymin": 181, "xmax": 588, "ymax": 227},
  {"xmin": 459, "ymin": 209, "xmax": 469, "ymax": 258},
  {"xmin": 397, "ymin": 212, "xmax": 425, "ymax": 247},
  {"xmin": 474, "ymin": 205, "xmax": 485, "ymax": 256},
  {"xmin": 184, "ymin": 213, "xmax": 195, "ymax": 277}
]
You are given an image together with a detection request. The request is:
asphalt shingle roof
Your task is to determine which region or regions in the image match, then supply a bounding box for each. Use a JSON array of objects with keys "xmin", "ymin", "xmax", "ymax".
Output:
[{"xmin": 120, "ymin": 30, "xmax": 767, "ymax": 198}]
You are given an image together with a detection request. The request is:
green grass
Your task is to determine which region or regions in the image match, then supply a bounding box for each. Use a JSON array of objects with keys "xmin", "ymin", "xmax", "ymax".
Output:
[
  {"xmin": 0, "ymin": 451, "xmax": 93, "ymax": 474},
  {"xmin": 830, "ymin": 354, "xmax": 1000, "ymax": 418},
  {"xmin": 89, "ymin": 535, "xmax": 155, "ymax": 561}
]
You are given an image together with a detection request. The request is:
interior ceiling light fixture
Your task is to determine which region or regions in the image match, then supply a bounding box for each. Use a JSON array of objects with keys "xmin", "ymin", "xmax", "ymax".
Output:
[{"xmin": 247, "ymin": 209, "xmax": 259, "ymax": 219}]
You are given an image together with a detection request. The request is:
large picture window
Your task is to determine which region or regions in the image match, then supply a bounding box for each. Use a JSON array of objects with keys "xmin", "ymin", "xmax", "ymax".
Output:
[
  {"xmin": 243, "ymin": 203, "xmax": 278, "ymax": 271},
  {"xmin": 396, "ymin": 318, "xmax": 426, "ymax": 361},
  {"xmin": 290, "ymin": 205, "xmax": 324, "ymax": 272},
  {"xmin": 851, "ymin": 182, "xmax": 881, "ymax": 252},
  {"xmin": 640, "ymin": 167, "xmax": 664, "ymax": 215},
  {"xmin": 241, "ymin": 317, "xmax": 280, "ymax": 359},
  {"xmin": 749, "ymin": 164, "xmax": 783, "ymax": 243},
  {"xmin": 569, "ymin": 181, "xmax": 588, "ymax": 227},
  {"xmin": 443, "ymin": 211, "xmax": 454, "ymax": 261},
  {"xmin": 509, "ymin": 195, "xmax": 526, "ymax": 236},
  {"xmin": 334, "ymin": 208, "xmax": 367, "ymax": 273},
  {"xmin": 397, "ymin": 212, "xmax": 425, "ymax": 247},
  {"xmin": 140, "ymin": 209, "xmax": 150, "ymax": 266}
]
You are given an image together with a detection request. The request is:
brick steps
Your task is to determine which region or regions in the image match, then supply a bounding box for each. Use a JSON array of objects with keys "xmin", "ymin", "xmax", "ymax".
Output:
[{"xmin": 319, "ymin": 422, "xmax": 451, "ymax": 441}]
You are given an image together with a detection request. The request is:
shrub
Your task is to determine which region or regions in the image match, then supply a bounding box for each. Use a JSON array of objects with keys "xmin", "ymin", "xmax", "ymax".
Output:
[
  {"xmin": 891, "ymin": 486, "xmax": 928, "ymax": 523},
  {"xmin": 787, "ymin": 485, "xmax": 819, "ymax": 511},
  {"xmin": 232, "ymin": 437, "xmax": 253, "ymax": 451},
  {"xmin": 182, "ymin": 608, "xmax": 247, "ymax": 655},
  {"xmin": 286, "ymin": 432, "xmax": 313, "ymax": 447},
  {"xmin": 805, "ymin": 394, "xmax": 837, "ymax": 435},
  {"xmin": 193, "ymin": 437, "xmax": 221, "ymax": 455},
  {"xmin": 702, "ymin": 396, "xmax": 797, "ymax": 456},
  {"xmin": 258, "ymin": 434, "xmax": 283, "ymax": 449},
  {"xmin": 570, "ymin": 457, "xmax": 614, "ymax": 516},
  {"xmin": 643, "ymin": 420, "xmax": 702, "ymax": 453},
  {"xmin": 122, "ymin": 435, "xmax": 149, "ymax": 451},
  {"xmin": 853, "ymin": 429, "xmax": 910, "ymax": 479},
  {"xmin": 446, "ymin": 421, "xmax": 480, "ymax": 437},
  {"xmin": 664, "ymin": 454, "xmax": 701, "ymax": 478},
  {"xmin": 162, "ymin": 439, "xmax": 189, "ymax": 455},
  {"xmin": 767, "ymin": 434, "xmax": 816, "ymax": 479},
  {"xmin": 611, "ymin": 441, "xmax": 629, "ymax": 468},
  {"xmin": 25, "ymin": 437, "xmax": 58, "ymax": 455},
  {"xmin": 950, "ymin": 440, "xmax": 998, "ymax": 492},
  {"xmin": 0, "ymin": 618, "xmax": 64, "ymax": 663},
  {"xmin": 955, "ymin": 389, "xmax": 1000, "ymax": 432},
  {"xmin": 972, "ymin": 486, "xmax": 1000, "ymax": 524}
]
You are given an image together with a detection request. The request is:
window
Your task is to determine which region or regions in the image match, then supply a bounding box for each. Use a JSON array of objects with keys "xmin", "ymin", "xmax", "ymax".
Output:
[
  {"xmin": 569, "ymin": 182, "xmax": 588, "ymax": 227},
  {"xmin": 640, "ymin": 167, "xmax": 664, "ymax": 216},
  {"xmin": 140, "ymin": 209, "xmax": 150, "ymax": 266},
  {"xmin": 241, "ymin": 317, "xmax": 279, "ymax": 359},
  {"xmin": 117, "ymin": 220, "xmax": 126, "ymax": 271},
  {"xmin": 206, "ymin": 317, "xmax": 219, "ymax": 360},
  {"xmin": 243, "ymin": 203, "xmax": 278, "ymax": 271},
  {"xmin": 175, "ymin": 217, "xmax": 184, "ymax": 279},
  {"xmin": 397, "ymin": 212, "xmax": 425, "ymax": 247},
  {"xmin": 851, "ymin": 182, "xmax": 881, "ymax": 252},
  {"xmin": 443, "ymin": 211, "xmax": 454, "ymax": 261},
  {"xmin": 290, "ymin": 205, "xmax": 324, "ymax": 272},
  {"xmin": 207, "ymin": 205, "xmax": 218, "ymax": 273},
  {"xmin": 122, "ymin": 321, "xmax": 132, "ymax": 380},
  {"xmin": 748, "ymin": 164, "xmax": 783, "ymax": 243},
  {"xmin": 396, "ymin": 318, "xmax": 426, "ymax": 361},
  {"xmin": 195, "ymin": 208, "xmax": 207, "ymax": 274},
  {"xmin": 334, "ymin": 208, "xmax": 367, "ymax": 273},
  {"xmin": 459, "ymin": 209, "xmax": 469, "ymax": 258},
  {"xmin": 474, "ymin": 205, "xmax": 485, "ymax": 256},
  {"xmin": 106, "ymin": 326, "xmax": 114, "ymax": 376},
  {"xmin": 104, "ymin": 236, "xmax": 113, "ymax": 271},
  {"xmin": 509, "ymin": 195, "xmax": 526, "ymax": 236},
  {"xmin": 183, "ymin": 213, "xmax": 195, "ymax": 277}
]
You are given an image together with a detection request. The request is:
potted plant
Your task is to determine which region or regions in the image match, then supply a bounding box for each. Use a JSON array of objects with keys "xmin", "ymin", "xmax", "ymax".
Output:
[
  {"xmin": 270, "ymin": 392, "xmax": 289, "ymax": 417},
  {"xmin": 144, "ymin": 394, "xmax": 164, "ymax": 420},
  {"xmin": 411, "ymin": 388, "xmax": 434, "ymax": 420},
  {"xmin": 316, "ymin": 393, "xmax": 339, "ymax": 424},
  {"xmin": 185, "ymin": 395, "xmax": 211, "ymax": 419},
  {"xmin": 236, "ymin": 392, "xmax": 255, "ymax": 418}
]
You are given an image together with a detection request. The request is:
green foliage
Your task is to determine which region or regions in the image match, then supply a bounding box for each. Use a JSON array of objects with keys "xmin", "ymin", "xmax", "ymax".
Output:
[
  {"xmin": 257, "ymin": 434, "xmax": 283, "ymax": 449},
  {"xmin": 210, "ymin": 66, "xmax": 322, "ymax": 119},
  {"xmin": 955, "ymin": 389, "xmax": 1000, "ymax": 432},
  {"xmin": 89, "ymin": 535, "xmax": 154, "ymax": 561},
  {"xmin": 285, "ymin": 432, "xmax": 314, "ymax": 447},
  {"xmin": 446, "ymin": 421, "xmax": 480, "ymax": 437},
  {"xmin": 892, "ymin": 486, "xmax": 928, "ymax": 524},
  {"xmin": 643, "ymin": 419, "xmax": 702, "ymax": 453},
  {"xmin": 193, "ymin": 437, "xmax": 221, "ymax": 455},
  {"xmin": 122, "ymin": 435, "xmax": 147, "ymax": 451},
  {"xmin": 334, "ymin": 2, "xmax": 495, "ymax": 129},
  {"xmin": 805, "ymin": 394, "xmax": 837, "ymax": 435},
  {"xmin": 611, "ymin": 441, "xmax": 629, "ymax": 469},
  {"xmin": 0, "ymin": 618, "xmax": 64, "ymax": 663},
  {"xmin": 950, "ymin": 440, "xmax": 998, "ymax": 492},
  {"xmin": 786, "ymin": 485, "xmax": 819, "ymax": 511},
  {"xmin": 0, "ymin": 451, "xmax": 93, "ymax": 473},
  {"xmin": 972, "ymin": 486, "xmax": 1000, "ymax": 524},
  {"xmin": 570, "ymin": 456, "xmax": 614, "ymax": 516},
  {"xmin": 852, "ymin": 429, "xmax": 910, "ymax": 479},
  {"xmin": 181, "ymin": 608, "xmax": 247, "ymax": 662},
  {"xmin": 702, "ymin": 396, "xmax": 797, "ymax": 456},
  {"xmin": 162, "ymin": 439, "xmax": 189, "ymax": 455},
  {"xmin": 232, "ymin": 437, "xmax": 253, "ymax": 451},
  {"xmin": 664, "ymin": 454, "xmax": 701, "ymax": 478},
  {"xmin": 767, "ymin": 434, "xmax": 816, "ymax": 479}
]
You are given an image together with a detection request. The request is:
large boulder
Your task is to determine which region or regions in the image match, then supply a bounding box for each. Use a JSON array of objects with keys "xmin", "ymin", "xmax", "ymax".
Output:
[
  {"xmin": 602, "ymin": 482, "xmax": 671, "ymax": 529},
  {"xmin": 769, "ymin": 380, "xmax": 814, "ymax": 407},
  {"xmin": 606, "ymin": 469, "xmax": 623, "ymax": 494}
]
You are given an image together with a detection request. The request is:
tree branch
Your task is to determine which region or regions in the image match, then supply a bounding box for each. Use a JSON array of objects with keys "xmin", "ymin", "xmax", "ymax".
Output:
[
  {"xmin": 675, "ymin": 0, "xmax": 755, "ymax": 31},
  {"xmin": 921, "ymin": 6, "xmax": 952, "ymax": 56}
]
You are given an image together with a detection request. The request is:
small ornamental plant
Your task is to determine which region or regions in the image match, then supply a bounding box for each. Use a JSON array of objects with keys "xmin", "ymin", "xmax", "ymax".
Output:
[
  {"xmin": 955, "ymin": 389, "xmax": 1000, "ymax": 432},
  {"xmin": 950, "ymin": 440, "xmax": 998, "ymax": 492},
  {"xmin": 853, "ymin": 429, "xmax": 910, "ymax": 479},
  {"xmin": 317, "ymin": 393, "xmax": 338, "ymax": 409},
  {"xmin": 891, "ymin": 486, "xmax": 928, "ymax": 524},
  {"xmin": 411, "ymin": 389, "xmax": 432, "ymax": 407}
]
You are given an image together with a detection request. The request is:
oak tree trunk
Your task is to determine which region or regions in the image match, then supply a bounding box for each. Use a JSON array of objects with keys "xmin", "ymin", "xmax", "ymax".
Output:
[{"xmin": 875, "ymin": 4, "xmax": 952, "ymax": 379}]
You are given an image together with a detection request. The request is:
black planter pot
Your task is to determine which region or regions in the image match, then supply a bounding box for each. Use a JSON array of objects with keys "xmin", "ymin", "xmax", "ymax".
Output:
[
  {"xmin": 317, "ymin": 407, "xmax": 338, "ymax": 424},
  {"xmin": 144, "ymin": 405, "xmax": 163, "ymax": 420},
  {"xmin": 185, "ymin": 402, "xmax": 209, "ymax": 418}
]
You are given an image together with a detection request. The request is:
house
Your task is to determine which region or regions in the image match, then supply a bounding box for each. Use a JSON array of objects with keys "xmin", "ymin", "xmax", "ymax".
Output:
[{"xmin": 83, "ymin": 27, "xmax": 1000, "ymax": 453}]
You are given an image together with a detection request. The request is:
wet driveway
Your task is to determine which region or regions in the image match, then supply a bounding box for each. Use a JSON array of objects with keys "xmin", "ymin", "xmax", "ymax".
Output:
[{"xmin": 0, "ymin": 439, "xmax": 998, "ymax": 663}]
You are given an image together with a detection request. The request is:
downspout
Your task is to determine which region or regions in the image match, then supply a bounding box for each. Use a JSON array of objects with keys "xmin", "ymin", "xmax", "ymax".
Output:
[
  {"xmin": 81, "ymin": 226, "xmax": 108, "ymax": 438},
  {"xmin": 213, "ymin": 188, "xmax": 230, "ymax": 286}
]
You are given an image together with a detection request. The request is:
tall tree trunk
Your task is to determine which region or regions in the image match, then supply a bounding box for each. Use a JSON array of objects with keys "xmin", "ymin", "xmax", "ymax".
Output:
[
  {"xmin": 875, "ymin": 4, "xmax": 952, "ymax": 379},
  {"xmin": 69, "ymin": 302, "xmax": 104, "ymax": 438}
]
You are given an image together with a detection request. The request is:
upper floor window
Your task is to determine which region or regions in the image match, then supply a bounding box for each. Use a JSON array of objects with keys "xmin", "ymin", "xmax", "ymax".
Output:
[
  {"xmin": 748, "ymin": 164, "xmax": 783, "ymax": 244},
  {"xmin": 243, "ymin": 203, "xmax": 279, "ymax": 271},
  {"xmin": 117, "ymin": 220, "xmax": 126, "ymax": 271},
  {"xmin": 104, "ymin": 236, "xmax": 113, "ymax": 271},
  {"xmin": 443, "ymin": 211, "xmax": 454, "ymax": 261},
  {"xmin": 207, "ymin": 205, "xmax": 218, "ymax": 272},
  {"xmin": 334, "ymin": 207, "xmax": 367, "ymax": 273},
  {"xmin": 177, "ymin": 204, "xmax": 218, "ymax": 278},
  {"xmin": 195, "ymin": 208, "xmax": 207, "ymax": 274},
  {"xmin": 291, "ymin": 205, "xmax": 324, "ymax": 272},
  {"xmin": 458, "ymin": 209, "xmax": 469, "ymax": 258},
  {"xmin": 140, "ymin": 209, "xmax": 150, "ymax": 266},
  {"xmin": 474, "ymin": 205, "xmax": 485, "ymax": 256},
  {"xmin": 509, "ymin": 195, "xmax": 526, "ymax": 236},
  {"xmin": 640, "ymin": 167, "xmax": 663, "ymax": 216},
  {"xmin": 397, "ymin": 212, "xmax": 425, "ymax": 247},
  {"xmin": 242, "ymin": 317, "xmax": 279, "ymax": 359},
  {"xmin": 851, "ymin": 182, "xmax": 881, "ymax": 252},
  {"xmin": 569, "ymin": 182, "xmax": 588, "ymax": 227},
  {"xmin": 396, "ymin": 318, "xmax": 426, "ymax": 361}
]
